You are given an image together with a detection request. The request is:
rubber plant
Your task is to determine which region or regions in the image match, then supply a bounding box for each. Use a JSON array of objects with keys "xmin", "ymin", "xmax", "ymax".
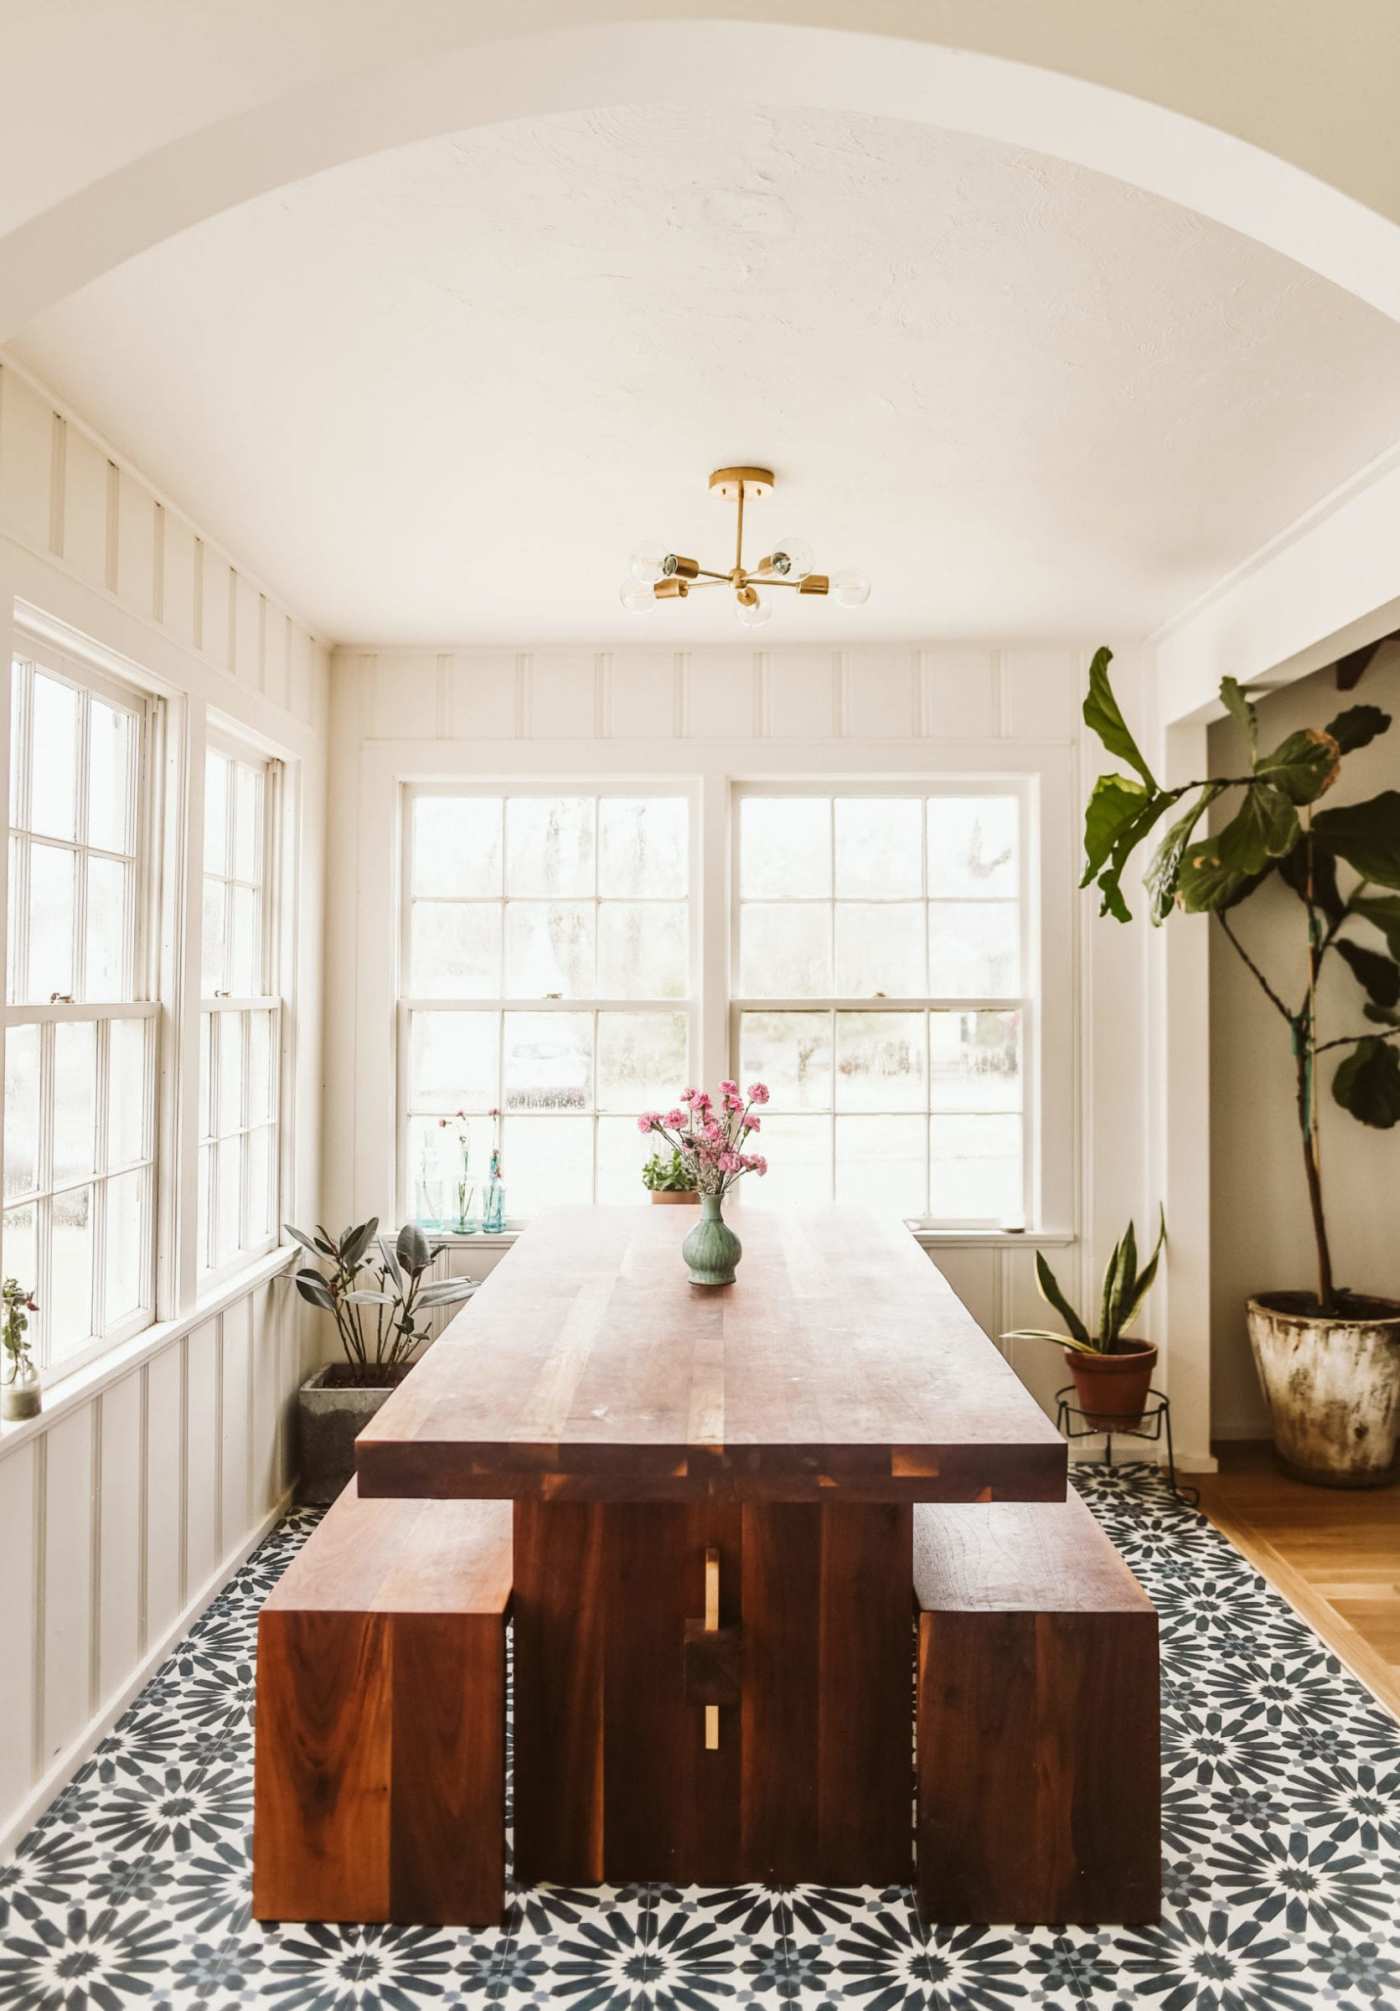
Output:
[
  {"xmin": 1080, "ymin": 646, "xmax": 1400, "ymax": 1317},
  {"xmin": 287, "ymin": 1217, "xmax": 476, "ymax": 1384}
]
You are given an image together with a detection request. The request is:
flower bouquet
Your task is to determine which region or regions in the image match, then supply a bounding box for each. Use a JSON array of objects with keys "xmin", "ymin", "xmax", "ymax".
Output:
[{"xmin": 637, "ymin": 1082, "xmax": 769, "ymax": 1284}]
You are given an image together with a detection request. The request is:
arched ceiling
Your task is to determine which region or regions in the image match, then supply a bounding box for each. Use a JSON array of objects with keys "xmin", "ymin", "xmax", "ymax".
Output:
[
  {"xmin": 16, "ymin": 103, "xmax": 1400, "ymax": 645},
  {"xmin": 4, "ymin": 6, "xmax": 1400, "ymax": 340}
]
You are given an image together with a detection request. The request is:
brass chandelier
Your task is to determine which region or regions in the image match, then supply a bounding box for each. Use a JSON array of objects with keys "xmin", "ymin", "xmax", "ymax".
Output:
[{"xmin": 619, "ymin": 466, "xmax": 871, "ymax": 628}]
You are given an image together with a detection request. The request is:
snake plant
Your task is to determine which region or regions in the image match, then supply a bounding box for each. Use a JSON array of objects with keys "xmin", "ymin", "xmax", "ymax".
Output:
[{"xmin": 1003, "ymin": 1211, "xmax": 1166, "ymax": 1355}]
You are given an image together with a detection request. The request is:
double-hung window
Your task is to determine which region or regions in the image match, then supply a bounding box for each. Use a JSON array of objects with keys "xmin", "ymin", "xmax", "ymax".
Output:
[
  {"xmin": 400, "ymin": 788, "xmax": 694, "ymax": 1220},
  {"xmin": 732, "ymin": 787, "xmax": 1029, "ymax": 1226},
  {"xmin": 198, "ymin": 740, "xmax": 280, "ymax": 1279},
  {"xmin": 3, "ymin": 646, "xmax": 158, "ymax": 1373}
]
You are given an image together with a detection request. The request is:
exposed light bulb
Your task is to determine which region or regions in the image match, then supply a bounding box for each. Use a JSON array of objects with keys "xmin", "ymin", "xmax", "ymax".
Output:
[
  {"xmin": 768, "ymin": 536, "xmax": 813, "ymax": 580},
  {"xmin": 629, "ymin": 549, "xmax": 665, "ymax": 583},
  {"xmin": 830, "ymin": 569, "xmax": 871, "ymax": 608},
  {"xmin": 735, "ymin": 589, "xmax": 773, "ymax": 629},
  {"xmin": 618, "ymin": 577, "xmax": 655, "ymax": 613}
]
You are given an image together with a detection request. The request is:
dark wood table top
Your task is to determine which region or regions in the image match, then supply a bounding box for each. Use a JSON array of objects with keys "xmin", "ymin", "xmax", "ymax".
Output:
[{"xmin": 355, "ymin": 1205, "xmax": 1068, "ymax": 1504}]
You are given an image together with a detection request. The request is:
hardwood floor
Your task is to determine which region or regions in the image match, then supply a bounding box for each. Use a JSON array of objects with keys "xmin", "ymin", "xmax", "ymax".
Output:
[{"xmin": 1196, "ymin": 1441, "xmax": 1400, "ymax": 1716}]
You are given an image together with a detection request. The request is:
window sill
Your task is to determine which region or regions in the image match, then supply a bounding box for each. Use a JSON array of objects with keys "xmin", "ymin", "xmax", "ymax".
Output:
[
  {"xmin": 422, "ymin": 1222, "xmax": 1073, "ymax": 1253},
  {"xmin": 909, "ymin": 1224, "xmax": 1075, "ymax": 1250},
  {"xmin": 425, "ymin": 1230, "xmax": 521, "ymax": 1251},
  {"xmin": 0, "ymin": 1246, "xmax": 298, "ymax": 1463}
]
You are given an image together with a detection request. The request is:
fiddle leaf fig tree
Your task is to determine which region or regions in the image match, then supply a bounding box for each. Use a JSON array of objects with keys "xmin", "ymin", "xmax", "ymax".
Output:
[{"xmin": 1081, "ymin": 646, "xmax": 1400, "ymax": 1315}]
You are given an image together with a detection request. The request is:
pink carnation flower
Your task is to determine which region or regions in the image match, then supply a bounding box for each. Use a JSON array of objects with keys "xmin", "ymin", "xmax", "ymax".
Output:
[
  {"xmin": 750, "ymin": 1154, "xmax": 768, "ymax": 1175},
  {"xmin": 637, "ymin": 1111, "xmax": 661, "ymax": 1134},
  {"xmin": 743, "ymin": 1114, "xmax": 761, "ymax": 1132},
  {"xmin": 665, "ymin": 1108, "xmax": 685, "ymax": 1127},
  {"xmin": 680, "ymin": 1087, "xmax": 698, "ymax": 1103},
  {"xmin": 717, "ymin": 1150, "xmax": 741, "ymax": 1173},
  {"xmin": 719, "ymin": 1079, "xmax": 739, "ymax": 1095},
  {"xmin": 747, "ymin": 1082, "xmax": 770, "ymax": 1104}
]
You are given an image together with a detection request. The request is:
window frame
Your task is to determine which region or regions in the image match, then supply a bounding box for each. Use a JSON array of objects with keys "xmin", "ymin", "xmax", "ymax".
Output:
[
  {"xmin": 197, "ymin": 731, "xmax": 284, "ymax": 1289},
  {"xmin": 727, "ymin": 778, "xmax": 1037, "ymax": 1229},
  {"xmin": 4, "ymin": 638, "xmax": 162, "ymax": 1377},
  {"xmin": 396, "ymin": 780, "xmax": 701, "ymax": 1225}
]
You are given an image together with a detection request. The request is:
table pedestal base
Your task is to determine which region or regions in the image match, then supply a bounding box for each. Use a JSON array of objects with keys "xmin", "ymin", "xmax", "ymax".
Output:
[{"xmin": 513, "ymin": 1500, "xmax": 913, "ymax": 1887}]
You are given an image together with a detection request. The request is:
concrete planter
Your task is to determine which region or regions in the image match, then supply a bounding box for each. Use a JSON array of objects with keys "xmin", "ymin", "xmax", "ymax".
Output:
[
  {"xmin": 296, "ymin": 1363, "xmax": 413, "ymax": 1505},
  {"xmin": 1247, "ymin": 1293, "xmax": 1400, "ymax": 1488}
]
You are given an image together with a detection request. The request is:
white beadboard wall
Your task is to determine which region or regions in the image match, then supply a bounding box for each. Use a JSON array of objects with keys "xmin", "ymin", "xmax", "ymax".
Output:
[
  {"xmin": 325, "ymin": 642, "xmax": 1155, "ymax": 1436},
  {"xmin": 0, "ymin": 355, "xmax": 328, "ymax": 726},
  {"xmin": 0, "ymin": 350, "xmax": 331, "ymax": 1852},
  {"xmin": 0, "ymin": 1275, "xmax": 315, "ymax": 1849}
]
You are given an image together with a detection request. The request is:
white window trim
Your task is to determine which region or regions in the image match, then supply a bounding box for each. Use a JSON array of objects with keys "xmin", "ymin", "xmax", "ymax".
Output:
[
  {"xmin": 396, "ymin": 779, "xmax": 700, "ymax": 1225},
  {"xmin": 354, "ymin": 738, "xmax": 1075, "ymax": 1245},
  {"xmin": 728, "ymin": 778, "xmax": 1037, "ymax": 1230},
  {"xmin": 197, "ymin": 733, "xmax": 285, "ymax": 1290},
  {"xmin": 4, "ymin": 638, "xmax": 164, "ymax": 1377}
]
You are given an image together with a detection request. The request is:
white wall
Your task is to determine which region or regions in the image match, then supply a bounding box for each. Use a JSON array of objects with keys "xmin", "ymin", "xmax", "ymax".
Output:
[
  {"xmin": 322, "ymin": 641, "xmax": 1173, "ymax": 1448},
  {"xmin": 0, "ymin": 352, "xmax": 330, "ymax": 1850},
  {"xmin": 1208, "ymin": 643, "xmax": 1400, "ymax": 1438}
]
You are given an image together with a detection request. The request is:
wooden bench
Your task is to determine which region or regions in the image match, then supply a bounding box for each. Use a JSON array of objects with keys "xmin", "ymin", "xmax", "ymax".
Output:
[
  {"xmin": 914, "ymin": 1493, "xmax": 1160, "ymax": 1925},
  {"xmin": 252, "ymin": 1482, "xmax": 511, "ymax": 1927}
]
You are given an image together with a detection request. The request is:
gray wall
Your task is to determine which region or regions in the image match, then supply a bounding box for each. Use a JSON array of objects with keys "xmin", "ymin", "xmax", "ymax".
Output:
[{"xmin": 1208, "ymin": 643, "xmax": 1400, "ymax": 1438}]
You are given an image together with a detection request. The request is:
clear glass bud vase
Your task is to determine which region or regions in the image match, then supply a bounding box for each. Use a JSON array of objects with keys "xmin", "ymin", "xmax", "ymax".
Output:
[{"xmin": 1, "ymin": 1352, "xmax": 41, "ymax": 1421}]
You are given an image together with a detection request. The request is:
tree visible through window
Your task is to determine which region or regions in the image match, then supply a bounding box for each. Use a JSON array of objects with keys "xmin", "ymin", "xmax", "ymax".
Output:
[
  {"xmin": 401, "ymin": 791, "xmax": 693, "ymax": 1220},
  {"xmin": 732, "ymin": 790, "xmax": 1027, "ymax": 1225}
]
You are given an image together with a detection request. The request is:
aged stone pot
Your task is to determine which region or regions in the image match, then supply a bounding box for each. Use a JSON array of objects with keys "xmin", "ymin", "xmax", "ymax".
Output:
[
  {"xmin": 297, "ymin": 1362, "xmax": 413, "ymax": 1505},
  {"xmin": 1066, "ymin": 1338, "xmax": 1157, "ymax": 1431},
  {"xmin": 1247, "ymin": 1293, "xmax": 1400, "ymax": 1488}
]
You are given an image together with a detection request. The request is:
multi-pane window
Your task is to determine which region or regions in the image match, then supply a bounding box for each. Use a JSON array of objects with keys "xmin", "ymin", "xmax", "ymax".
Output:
[
  {"xmin": 401, "ymin": 790, "xmax": 693, "ymax": 1219},
  {"xmin": 198, "ymin": 743, "xmax": 280, "ymax": 1275},
  {"xmin": 4, "ymin": 651, "xmax": 156, "ymax": 1371},
  {"xmin": 732, "ymin": 790, "xmax": 1027, "ymax": 1225}
]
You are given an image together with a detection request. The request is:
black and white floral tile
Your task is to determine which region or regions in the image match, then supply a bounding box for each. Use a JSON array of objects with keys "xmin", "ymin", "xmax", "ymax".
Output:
[{"xmin": 2, "ymin": 1467, "xmax": 1399, "ymax": 2011}]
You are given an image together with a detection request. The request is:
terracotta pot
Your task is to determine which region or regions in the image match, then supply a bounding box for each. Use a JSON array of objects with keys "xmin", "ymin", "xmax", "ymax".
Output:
[
  {"xmin": 1247, "ymin": 1293, "xmax": 1400, "ymax": 1488},
  {"xmin": 1067, "ymin": 1339, "xmax": 1158, "ymax": 1431},
  {"xmin": 649, "ymin": 1188, "xmax": 699, "ymax": 1205}
]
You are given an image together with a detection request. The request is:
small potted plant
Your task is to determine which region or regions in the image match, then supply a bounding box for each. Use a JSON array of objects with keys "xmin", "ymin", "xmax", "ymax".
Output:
[
  {"xmin": 642, "ymin": 1145, "xmax": 700, "ymax": 1204},
  {"xmin": 0, "ymin": 1276, "xmax": 41, "ymax": 1422},
  {"xmin": 287, "ymin": 1218, "xmax": 477, "ymax": 1502},
  {"xmin": 1003, "ymin": 1213, "xmax": 1167, "ymax": 1429}
]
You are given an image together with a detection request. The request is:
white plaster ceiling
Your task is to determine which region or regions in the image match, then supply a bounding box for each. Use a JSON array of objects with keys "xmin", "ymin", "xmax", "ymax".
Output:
[{"xmin": 14, "ymin": 103, "xmax": 1400, "ymax": 645}]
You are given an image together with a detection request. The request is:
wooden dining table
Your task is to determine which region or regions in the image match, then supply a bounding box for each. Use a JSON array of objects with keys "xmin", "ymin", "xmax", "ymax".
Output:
[{"xmin": 355, "ymin": 1204, "xmax": 1067, "ymax": 1888}]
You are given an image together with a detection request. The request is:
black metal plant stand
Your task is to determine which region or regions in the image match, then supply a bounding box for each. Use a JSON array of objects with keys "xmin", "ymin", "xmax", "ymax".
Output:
[{"xmin": 1054, "ymin": 1384, "xmax": 1200, "ymax": 1508}]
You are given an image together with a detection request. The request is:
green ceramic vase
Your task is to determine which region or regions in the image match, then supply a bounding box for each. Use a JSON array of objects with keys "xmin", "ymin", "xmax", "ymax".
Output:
[{"xmin": 682, "ymin": 1193, "xmax": 742, "ymax": 1286}]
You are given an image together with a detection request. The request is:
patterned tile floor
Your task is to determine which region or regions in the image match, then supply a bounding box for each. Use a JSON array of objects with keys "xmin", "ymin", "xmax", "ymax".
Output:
[{"xmin": 1, "ymin": 1468, "xmax": 1399, "ymax": 2008}]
